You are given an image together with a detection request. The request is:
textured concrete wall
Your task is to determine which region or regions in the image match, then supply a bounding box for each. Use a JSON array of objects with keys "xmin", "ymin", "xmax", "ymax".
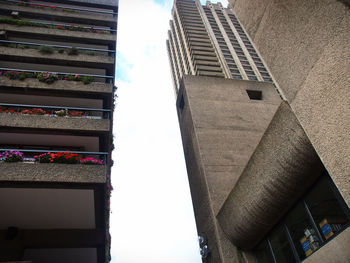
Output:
[
  {"xmin": 0, "ymin": 76, "xmax": 113, "ymax": 94},
  {"xmin": 218, "ymin": 102, "xmax": 324, "ymax": 249},
  {"xmin": 0, "ymin": 113, "xmax": 110, "ymax": 132},
  {"xmin": 304, "ymin": 227, "xmax": 350, "ymax": 263},
  {"xmin": 229, "ymin": 0, "xmax": 350, "ymax": 206},
  {"xmin": 182, "ymin": 76, "xmax": 281, "ymax": 215},
  {"xmin": 0, "ymin": 163, "xmax": 106, "ymax": 183},
  {"xmin": 177, "ymin": 75, "xmax": 281, "ymax": 262}
]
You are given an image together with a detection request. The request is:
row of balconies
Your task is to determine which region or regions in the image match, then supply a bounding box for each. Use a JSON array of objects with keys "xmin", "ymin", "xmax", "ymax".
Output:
[
  {"xmin": 0, "ymin": 0, "xmax": 117, "ymax": 27},
  {"xmin": 0, "ymin": 1, "xmax": 115, "ymax": 262}
]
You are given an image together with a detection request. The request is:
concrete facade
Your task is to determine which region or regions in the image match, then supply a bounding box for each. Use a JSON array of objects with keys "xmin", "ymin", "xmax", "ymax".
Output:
[
  {"xmin": 167, "ymin": 0, "xmax": 349, "ymax": 262},
  {"xmin": 229, "ymin": 0, "xmax": 350, "ymax": 206},
  {"xmin": 177, "ymin": 76, "xmax": 281, "ymax": 262}
]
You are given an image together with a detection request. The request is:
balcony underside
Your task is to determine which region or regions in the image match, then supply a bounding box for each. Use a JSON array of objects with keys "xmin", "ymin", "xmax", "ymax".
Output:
[
  {"xmin": 0, "ymin": 112, "xmax": 110, "ymax": 132},
  {"xmin": 0, "ymin": 163, "xmax": 106, "ymax": 183}
]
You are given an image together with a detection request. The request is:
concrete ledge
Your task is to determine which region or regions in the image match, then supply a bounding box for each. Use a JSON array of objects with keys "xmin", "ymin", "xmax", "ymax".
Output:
[
  {"xmin": 0, "ymin": 24, "xmax": 116, "ymax": 45},
  {"xmin": 0, "ymin": 4, "xmax": 116, "ymax": 27},
  {"xmin": 0, "ymin": 163, "xmax": 106, "ymax": 183},
  {"xmin": 0, "ymin": 113, "xmax": 110, "ymax": 132},
  {"xmin": 0, "ymin": 76, "xmax": 113, "ymax": 94},
  {"xmin": 0, "ymin": 46, "xmax": 114, "ymax": 70},
  {"xmin": 218, "ymin": 102, "xmax": 324, "ymax": 249},
  {"xmin": 303, "ymin": 227, "xmax": 350, "ymax": 263}
]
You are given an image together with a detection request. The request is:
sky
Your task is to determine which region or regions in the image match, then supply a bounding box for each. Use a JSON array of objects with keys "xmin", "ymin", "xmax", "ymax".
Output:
[{"xmin": 111, "ymin": 0, "xmax": 228, "ymax": 262}]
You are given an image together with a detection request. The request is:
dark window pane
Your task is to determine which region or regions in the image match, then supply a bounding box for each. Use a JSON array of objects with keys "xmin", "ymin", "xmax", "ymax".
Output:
[
  {"xmin": 305, "ymin": 176, "xmax": 350, "ymax": 241},
  {"xmin": 285, "ymin": 203, "xmax": 320, "ymax": 260},
  {"xmin": 254, "ymin": 240, "xmax": 275, "ymax": 263},
  {"xmin": 269, "ymin": 225, "xmax": 296, "ymax": 263}
]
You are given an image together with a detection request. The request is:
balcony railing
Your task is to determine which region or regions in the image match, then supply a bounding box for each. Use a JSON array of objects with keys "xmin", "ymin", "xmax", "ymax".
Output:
[
  {"xmin": 0, "ymin": 68, "xmax": 114, "ymax": 84},
  {"xmin": 1, "ymin": 0, "xmax": 118, "ymax": 16},
  {"xmin": 0, "ymin": 149, "xmax": 109, "ymax": 164},
  {"xmin": 0, "ymin": 102, "xmax": 111, "ymax": 119},
  {"xmin": 0, "ymin": 40, "xmax": 116, "ymax": 56}
]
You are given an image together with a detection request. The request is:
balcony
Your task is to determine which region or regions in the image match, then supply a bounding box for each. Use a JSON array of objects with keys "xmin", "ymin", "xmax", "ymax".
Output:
[
  {"xmin": 0, "ymin": 41, "xmax": 114, "ymax": 70},
  {"xmin": 0, "ymin": 69, "xmax": 114, "ymax": 94},
  {"xmin": 0, "ymin": 23, "xmax": 116, "ymax": 46},
  {"xmin": 0, "ymin": 103, "xmax": 110, "ymax": 132},
  {"xmin": 0, "ymin": 149, "xmax": 108, "ymax": 183},
  {"xmin": 0, "ymin": 1, "xmax": 117, "ymax": 27}
]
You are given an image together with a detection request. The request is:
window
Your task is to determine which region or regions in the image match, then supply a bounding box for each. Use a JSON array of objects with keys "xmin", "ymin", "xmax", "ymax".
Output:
[
  {"xmin": 246, "ymin": 90, "xmax": 262, "ymax": 100},
  {"xmin": 253, "ymin": 173, "xmax": 350, "ymax": 262}
]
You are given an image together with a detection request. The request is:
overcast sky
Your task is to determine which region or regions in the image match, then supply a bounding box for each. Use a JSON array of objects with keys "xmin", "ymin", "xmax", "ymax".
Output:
[{"xmin": 111, "ymin": 0, "xmax": 228, "ymax": 262}]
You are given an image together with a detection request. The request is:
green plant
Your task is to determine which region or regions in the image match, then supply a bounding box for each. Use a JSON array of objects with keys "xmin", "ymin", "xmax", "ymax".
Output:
[
  {"xmin": 67, "ymin": 47, "xmax": 79, "ymax": 55},
  {"xmin": 55, "ymin": 109, "xmax": 67, "ymax": 117},
  {"xmin": 58, "ymin": 48, "xmax": 65, "ymax": 54},
  {"xmin": 81, "ymin": 75, "xmax": 94, "ymax": 84},
  {"xmin": 18, "ymin": 44, "xmax": 29, "ymax": 49},
  {"xmin": 8, "ymin": 44, "xmax": 16, "ymax": 48},
  {"xmin": 3, "ymin": 71, "xmax": 35, "ymax": 80},
  {"xmin": 0, "ymin": 150, "xmax": 24, "ymax": 162},
  {"xmin": 38, "ymin": 45, "xmax": 54, "ymax": 54},
  {"xmin": 36, "ymin": 72, "xmax": 58, "ymax": 84},
  {"xmin": 86, "ymin": 51, "xmax": 95, "ymax": 56}
]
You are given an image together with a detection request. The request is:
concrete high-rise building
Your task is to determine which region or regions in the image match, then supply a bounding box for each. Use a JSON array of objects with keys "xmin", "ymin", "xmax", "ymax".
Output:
[
  {"xmin": 167, "ymin": 0, "xmax": 350, "ymax": 263},
  {"xmin": 0, "ymin": 0, "xmax": 117, "ymax": 262}
]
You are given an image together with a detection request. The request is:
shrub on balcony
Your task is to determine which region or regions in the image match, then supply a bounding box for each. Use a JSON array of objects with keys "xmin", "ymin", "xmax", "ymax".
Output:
[
  {"xmin": 67, "ymin": 47, "xmax": 79, "ymax": 55},
  {"xmin": 18, "ymin": 44, "xmax": 29, "ymax": 49},
  {"xmin": 35, "ymin": 152, "xmax": 79, "ymax": 164},
  {"xmin": 36, "ymin": 72, "xmax": 58, "ymax": 84},
  {"xmin": 80, "ymin": 157, "xmax": 103, "ymax": 165},
  {"xmin": 0, "ymin": 150, "xmax": 24, "ymax": 162},
  {"xmin": 69, "ymin": 111, "xmax": 83, "ymax": 117},
  {"xmin": 81, "ymin": 75, "xmax": 94, "ymax": 84},
  {"xmin": 38, "ymin": 45, "xmax": 54, "ymax": 54},
  {"xmin": 1, "ymin": 70, "xmax": 94, "ymax": 84},
  {"xmin": 21, "ymin": 108, "xmax": 47, "ymax": 115},
  {"xmin": 55, "ymin": 109, "xmax": 67, "ymax": 117},
  {"xmin": 34, "ymin": 153, "xmax": 51, "ymax": 163},
  {"xmin": 2, "ymin": 71, "xmax": 35, "ymax": 80}
]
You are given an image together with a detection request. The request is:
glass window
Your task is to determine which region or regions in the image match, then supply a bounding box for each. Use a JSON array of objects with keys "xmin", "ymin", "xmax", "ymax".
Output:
[
  {"xmin": 269, "ymin": 225, "xmax": 296, "ymax": 263},
  {"xmin": 285, "ymin": 203, "xmax": 321, "ymax": 261},
  {"xmin": 254, "ymin": 240, "xmax": 275, "ymax": 263},
  {"xmin": 305, "ymin": 177, "xmax": 350, "ymax": 241}
]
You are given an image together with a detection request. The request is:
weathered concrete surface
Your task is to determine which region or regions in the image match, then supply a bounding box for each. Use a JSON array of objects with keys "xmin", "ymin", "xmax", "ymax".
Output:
[
  {"xmin": 218, "ymin": 102, "xmax": 324, "ymax": 250},
  {"xmin": 183, "ymin": 76, "xmax": 281, "ymax": 215},
  {"xmin": 304, "ymin": 227, "xmax": 350, "ymax": 263},
  {"xmin": 229, "ymin": 0, "xmax": 350, "ymax": 206},
  {"xmin": 0, "ymin": 24, "xmax": 116, "ymax": 45},
  {"xmin": 0, "ymin": 76, "xmax": 113, "ymax": 94},
  {"xmin": 177, "ymin": 75, "xmax": 281, "ymax": 262},
  {"xmin": 0, "ymin": 113, "xmax": 110, "ymax": 132},
  {"xmin": 0, "ymin": 46, "xmax": 114, "ymax": 70},
  {"xmin": 290, "ymin": 15, "xmax": 350, "ymax": 206},
  {"xmin": 0, "ymin": 163, "xmax": 106, "ymax": 183},
  {"xmin": 0, "ymin": 4, "xmax": 116, "ymax": 27}
]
